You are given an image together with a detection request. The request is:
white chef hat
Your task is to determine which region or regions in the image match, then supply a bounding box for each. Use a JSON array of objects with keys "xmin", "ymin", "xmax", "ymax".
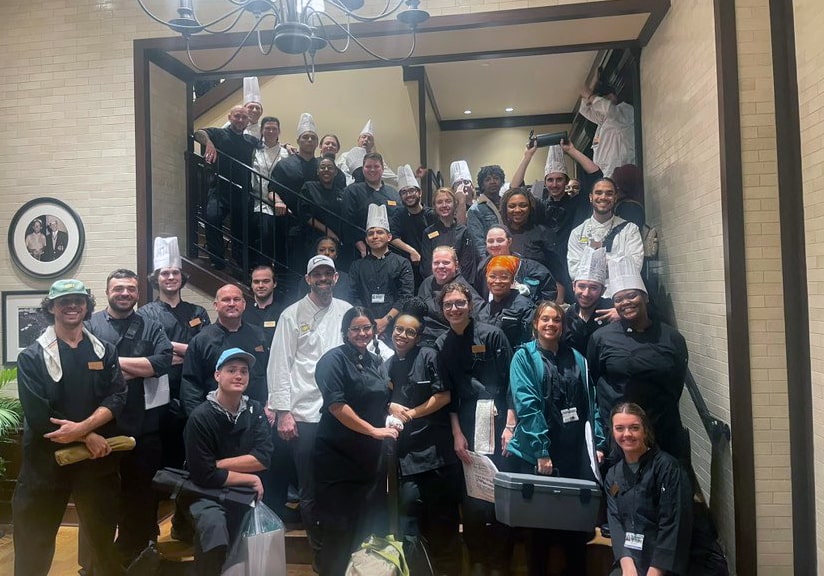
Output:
[
  {"xmin": 243, "ymin": 77, "xmax": 261, "ymax": 105},
  {"xmin": 360, "ymin": 119, "xmax": 374, "ymax": 136},
  {"xmin": 544, "ymin": 145, "xmax": 568, "ymax": 177},
  {"xmin": 397, "ymin": 164, "xmax": 419, "ymax": 191},
  {"xmin": 574, "ymin": 247, "xmax": 607, "ymax": 285},
  {"xmin": 153, "ymin": 236, "xmax": 182, "ymax": 271},
  {"xmin": 297, "ymin": 112, "xmax": 317, "ymax": 139},
  {"xmin": 608, "ymin": 255, "xmax": 647, "ymax": 295},
  {"xmin": 450, "ymin": 160, "xmax": 472, "ymax": 185},
  {"xmin": 345, "ymin": 146, "xmax": 368, "ymax": 173},
  {"xmin": 366, "ymin": 203, "xmax": 390, "ymax": 232}
]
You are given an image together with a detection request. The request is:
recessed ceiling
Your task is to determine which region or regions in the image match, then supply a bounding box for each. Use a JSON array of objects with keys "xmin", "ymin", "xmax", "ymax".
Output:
[
  {"xmin": 141, "ymin": 1, "xmax": 669, "ymax": 124},
  {"xmin": 425, "ymin": 53, "xmax": 598, "ymax": 121}
]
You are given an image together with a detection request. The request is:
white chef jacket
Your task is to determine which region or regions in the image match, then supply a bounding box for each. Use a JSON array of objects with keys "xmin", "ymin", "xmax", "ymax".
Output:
[
  {"xmin": 567, "ymin": 215, "xmax": 644, "ymax": 297},
  {"xmin": 252, "ymin": 143, "xmax": 290, "ymax": 214},
  {"xmin": 579, "ymin": 96, "xmax": 635, "ymax": 178},
  {"xmin": 267, "ymin": 296, "xmax": 352, "ymax": 422}
]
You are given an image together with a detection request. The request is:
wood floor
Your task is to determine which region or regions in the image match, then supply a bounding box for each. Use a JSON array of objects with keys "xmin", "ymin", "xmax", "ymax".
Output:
[{"xmin": 0, "ymin": 525, "xmax": 317, "ymax": 576}]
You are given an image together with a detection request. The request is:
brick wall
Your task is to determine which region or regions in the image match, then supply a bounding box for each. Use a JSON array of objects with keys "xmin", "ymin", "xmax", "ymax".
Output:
[
  {"xmin": 794, "ymin": 0, "xmax": 824, "ymax": 567},
  {"xmin": 735, "ymin": 0, "xmax": 793, "ymax": 572},
  {"xmin": 639, "ymin": 0, "xmax": 737, "ymax": 569}
]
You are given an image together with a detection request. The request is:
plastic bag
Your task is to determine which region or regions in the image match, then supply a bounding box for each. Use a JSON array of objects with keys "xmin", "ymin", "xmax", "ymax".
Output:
[
  {"xmin": 345, "ymin": 535, "xmax": 409, "ymax": 576},
  {"xmin": 222, "ymin": 502, "xmax": 286, "ymax": 576}
]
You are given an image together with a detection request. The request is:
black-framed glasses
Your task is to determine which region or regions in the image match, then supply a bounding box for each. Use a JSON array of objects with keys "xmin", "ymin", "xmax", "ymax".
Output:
[
  {"xmin": 392, "ymin": 326, "xmax": 419, "ymax": 338},
  {"xmin": 442, "ymin": 300, "xmax": 469, "ymax": 311},
  {"xmin": 348, "ymin": 324, "xmax": 374, "ymax": 334}
]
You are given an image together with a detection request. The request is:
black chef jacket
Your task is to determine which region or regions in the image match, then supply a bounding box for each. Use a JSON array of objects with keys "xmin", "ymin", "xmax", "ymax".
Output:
[{"xmin": 349, "ymin": 251, "xmax": 414, "ymax": 319}]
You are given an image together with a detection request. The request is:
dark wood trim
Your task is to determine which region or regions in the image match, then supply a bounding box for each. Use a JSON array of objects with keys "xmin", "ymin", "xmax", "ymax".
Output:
[
  {"xmin": 768, "ymin": 1, "xmax": 815, "ymax": 573},
  {"xmin": 638, "ymin": 0, "xmax": 671, "ymax": 46},
  {"xmin": 630, "ymin": 47, "xmax": 643, "ymax": 191},
  {"xmin": 134, "ymin": 43, "xmax": 152, "ymax": 306},
  {"xmin": 423, "ymin": 72, "xmax": 442, "ymax": 123},
  {"xmin": 440, "ymin": 113, "xmax": 574, "ymax": 131},
  {"xmin": 192, "ymin": 79, "xmax": 243, "ymax": 119},
  {"xmin": 134, "ymin": 0, "xmax": 667, "ymax": 56},
  {"xmin": 713, "ymin": 0, "xmax": 756, "ymax": 573},
  {"xmin": 146, "ymin": 49, "xmax": 196, "ymax": 82},
  {"xmin": 402, "ymin": 67, "xmax": 428, "ymax": 168}
]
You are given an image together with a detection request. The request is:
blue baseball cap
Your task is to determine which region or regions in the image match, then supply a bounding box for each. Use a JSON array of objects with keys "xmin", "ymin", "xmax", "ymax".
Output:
[{"xmin": 215, "ymin": 347, "xmax": 256, "ymax": 370}]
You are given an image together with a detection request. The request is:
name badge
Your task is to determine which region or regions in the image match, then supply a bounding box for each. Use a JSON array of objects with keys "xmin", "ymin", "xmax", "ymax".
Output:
[
  {"xmin": 300, "ymin": 322, "xmax": 311, "ymax": 333},
  {"xmin": 471, "ymin": 344, "xmax": 486, "ymax": 354},
  {"xmin": 372, "ymin": 293, "xmax": 386, "ymax": 304},
  {"xmin": 427, "ymin": 230, "xmax": 440, "ymax": 239},
  {"xmin": 264, "ymin": 320, "xmax": 277, "ymax": 328},
  {"xmin": 387, "ymin": 200, "xmax": 397, "ymax": 206},
  {"xmin": 189, "ymin": 317, "xmax": 202, "ymax": 327},
  {"xmin": 561, "ymin": 407, "xmax": 579, "ymax": 423},
  {"xmin": 624, "ymin": 532, "xmax": 644, "ymax": 551},
  {"xmin": 255, "ymin": 345, "xmax": 265, "ymax": 352},
  {"xmin": 88, "ymin": 361, "xmax": 104, "ymax": 370}
]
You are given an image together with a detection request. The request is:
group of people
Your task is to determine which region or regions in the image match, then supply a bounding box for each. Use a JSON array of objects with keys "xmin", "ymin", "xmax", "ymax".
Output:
[{"xmin": 11, "ymin": 78, "xmax": 729, "ymax": 576}]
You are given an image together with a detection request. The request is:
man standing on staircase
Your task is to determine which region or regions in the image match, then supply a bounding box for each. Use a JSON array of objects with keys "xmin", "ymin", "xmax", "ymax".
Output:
[
  {"xmin": 87, "ymin": 268, "xmax": 173, "ymax": 567},
  {"xmin": 267, "ymin": 255, "xmax": 353, "ymax": 567},
  {"xmin": 139, "ymin": 236, "xmax": 211, "ymax": 468},
  {"xmin": 194, "ymin": 105, "xmax": 260, "ymax": 270}
]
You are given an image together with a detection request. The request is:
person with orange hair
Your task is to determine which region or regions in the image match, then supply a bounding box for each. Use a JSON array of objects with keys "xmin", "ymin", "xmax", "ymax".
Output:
[{"xmin": 478, "ymin": 255, "xmax": 535, "ymax": 349}]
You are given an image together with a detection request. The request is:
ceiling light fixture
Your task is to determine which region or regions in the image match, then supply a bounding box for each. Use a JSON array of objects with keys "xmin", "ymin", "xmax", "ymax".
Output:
[
  {"xmin": 464, "ymin": 110, "xmax": 472, "ymax": 115},
  {"xmin": 136, "ymin": 0, "xmax": 430, "ymax": 82},
  {"xmin": 505, "ymin": 107, "xmax": 514, "ymax": 112}
]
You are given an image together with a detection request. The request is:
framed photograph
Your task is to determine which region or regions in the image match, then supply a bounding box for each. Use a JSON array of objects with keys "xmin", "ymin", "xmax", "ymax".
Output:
[
  {"xmin": 3, "ymin": 291, "xmax": 49, "ymax": 365},
  {"xmin": 8, "ymin": 197, "xmax": 85, "ymax": 279}
]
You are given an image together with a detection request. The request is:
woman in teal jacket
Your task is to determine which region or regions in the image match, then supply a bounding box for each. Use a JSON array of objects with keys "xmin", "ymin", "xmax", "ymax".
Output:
[{"xmin": 507, "ymin": 300, "xmax": 604, "ymax": 576}]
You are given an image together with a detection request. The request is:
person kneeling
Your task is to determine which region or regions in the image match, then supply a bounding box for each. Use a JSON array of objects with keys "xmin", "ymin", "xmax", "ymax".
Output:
[{"xmin": 181, "ymin": 348, "xmax": 274, "ymax": 576}]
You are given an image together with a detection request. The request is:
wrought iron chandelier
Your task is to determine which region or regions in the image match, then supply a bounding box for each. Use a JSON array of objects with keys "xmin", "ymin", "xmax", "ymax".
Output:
[{"xmin": 137, "ymin": 0, "xmax": 430, "ymax": 81}]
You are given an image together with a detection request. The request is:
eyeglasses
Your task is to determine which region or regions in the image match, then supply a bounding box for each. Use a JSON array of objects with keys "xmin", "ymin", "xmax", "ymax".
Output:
[
  {"xmin": 393, "ymin": 325, "xmax": 419, "ymax": 338},
  {"xmin": 348, "ymin": 324, "xmax": 374, "ymax": 334},
  {"xmin": 487, "ymin": 274, "xmax": 512, "ymax": 282},
  {"xmin": 442, "ymin": 300, "xmax": 469, "ymax": 311}
]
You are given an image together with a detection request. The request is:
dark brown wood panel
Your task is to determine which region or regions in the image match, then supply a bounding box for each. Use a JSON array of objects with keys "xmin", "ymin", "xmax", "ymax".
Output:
[
  {"xmin": 768, "ymin": 0, "xmax": 816, "ymax": 573},
  {"xmin": 440, "ymin": 113, "xmax": 574, "ymax": 131},
  {"xmin": 713, "ymin": 0, "xmax": 756, "ymax": 573}
]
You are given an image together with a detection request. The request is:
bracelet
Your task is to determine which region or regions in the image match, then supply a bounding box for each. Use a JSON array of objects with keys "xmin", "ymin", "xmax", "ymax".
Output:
[{"xmin": 505, "ymin": 424, "xmax": 516, "ymax": 431}]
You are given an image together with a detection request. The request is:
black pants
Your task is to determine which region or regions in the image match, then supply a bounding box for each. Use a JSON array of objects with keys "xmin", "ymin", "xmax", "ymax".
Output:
[
  {"xmin": 183, "ymin": 497, "xmax": 250, "ymax": 576},
  {"xmin": 399, "ymin": 464, "xmax": 462, "ymax": 575},
  {"xmin": 262, "ymin": 425, "xmax": 298, "ymax": 523},
  {"xmin": 205, "ymin": 188, "xmax": 249, "ymax": 266},
  {"xmin": 13, "ymin": 462, "xmax": 121, "ymax": 576},
  {"xmin": 116, "ymin": 432, "xmax": 163, "ymax": 563},
  {"xmin": 290, "ymin": 422, "xmax": 321, "ymax": 554}
]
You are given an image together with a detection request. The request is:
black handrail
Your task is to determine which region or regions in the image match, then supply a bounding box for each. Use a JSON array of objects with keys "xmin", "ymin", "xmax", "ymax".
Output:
[{"xmin": 685, "ymin": 367, "xmax": 731, "ymax": 446}]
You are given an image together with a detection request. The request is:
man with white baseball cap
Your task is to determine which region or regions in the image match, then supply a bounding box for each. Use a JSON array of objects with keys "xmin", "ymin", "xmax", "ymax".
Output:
[{"xmin": 267, "ymin": 255, "xmax": 353, "ymax": 563}]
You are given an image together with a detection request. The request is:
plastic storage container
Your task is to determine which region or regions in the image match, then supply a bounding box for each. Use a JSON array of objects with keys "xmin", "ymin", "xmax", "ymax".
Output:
[{"xmin": 494, "ymin": 471, "xmax": 601, "ymax": 532}]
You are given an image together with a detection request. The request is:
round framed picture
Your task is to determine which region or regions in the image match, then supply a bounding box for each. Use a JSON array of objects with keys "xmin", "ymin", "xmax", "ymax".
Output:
[{"xmin": 8, "ymin": 198, "xmax": 85, "ymax": 279}]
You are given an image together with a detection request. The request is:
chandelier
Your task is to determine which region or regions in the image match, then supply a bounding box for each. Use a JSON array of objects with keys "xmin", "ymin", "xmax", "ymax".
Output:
[{"xmin": 137, "ymin": 0, "xmax": 430, "ymax": 80}]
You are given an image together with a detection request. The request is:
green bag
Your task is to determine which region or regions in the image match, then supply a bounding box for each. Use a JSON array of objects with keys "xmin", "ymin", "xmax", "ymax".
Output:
[{"xmin": 345, "ymin": 535, "xmax": 410, "ymax": 576}]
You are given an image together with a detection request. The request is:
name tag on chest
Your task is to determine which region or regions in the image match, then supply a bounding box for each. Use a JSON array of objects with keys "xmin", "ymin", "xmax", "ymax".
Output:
[
  {"xmin": 372, "ymin": 294, "xmax": 386, "ymax": 304},
  {"xmin": 624, "ymin": 532, "xmax": 644, "ymax": 551},
  {"xmin": 264, "ymin": 320, "xmax": 277, "ymax": 328},
  {"xmin": 561, "ymin": 407, "xmax": 579, "ymax": 423}
]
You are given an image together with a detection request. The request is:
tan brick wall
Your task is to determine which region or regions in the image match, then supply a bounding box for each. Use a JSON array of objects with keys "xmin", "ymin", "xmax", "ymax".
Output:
[
  {"xmin": 736, "ymin": 0, "xmax": 793, "ymax": 572},
  {"xmin": 794, "ymin": 0, "xmax": 824, "ymax": 567},
  {"xmin": 639, "ymin": 0, "xmax": 738, "ymax": 568}
]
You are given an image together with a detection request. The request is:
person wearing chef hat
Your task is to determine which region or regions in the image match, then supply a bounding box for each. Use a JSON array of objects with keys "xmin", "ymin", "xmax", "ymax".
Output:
[
  {"xmin": 222, "ymin": 77, "xmax": 265, "ymax": 139},
  {"xmin": 194, "ymin": 104, "xmax": 260, "ymax": 270},
  {"xmin": 337, "ymin": 119, "xmax": 399, "ymax": 187},
  {"xmin": 567, "ymin": 177, "xmax": 644, "ymax": 298},
  {"xmin": 564, "ymin": 246, "xmax": 616, "ymax": 354},
  {"xmin": 349, "ymin": 204, "xmax": 414, "ymax": 338},
  {"xmin": 139, "ymin": 236, "xmax": 211, "ymax": 468},
  {"xmin": 388, "ymin": 164, "xmax": 436, "ymax": 288}
]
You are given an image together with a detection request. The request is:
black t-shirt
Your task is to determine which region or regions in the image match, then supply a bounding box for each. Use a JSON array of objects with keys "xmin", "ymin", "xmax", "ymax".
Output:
[
  {"xmin": 203, "ymin": 127, "xmax": 259, "ymax": 194},
  {"xmin": 390, "ymin": 207, "xmax": 435, "ymax": 255}
]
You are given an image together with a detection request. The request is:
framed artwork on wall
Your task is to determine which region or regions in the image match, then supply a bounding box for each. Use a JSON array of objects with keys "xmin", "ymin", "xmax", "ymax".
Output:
[
  {"xmin": 8, "ymin": 197, "xmax": 85, "ymax": 279},
  {"xmin": 2, "ymin": 291, "xmax": 49, "ymax": 365}
]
